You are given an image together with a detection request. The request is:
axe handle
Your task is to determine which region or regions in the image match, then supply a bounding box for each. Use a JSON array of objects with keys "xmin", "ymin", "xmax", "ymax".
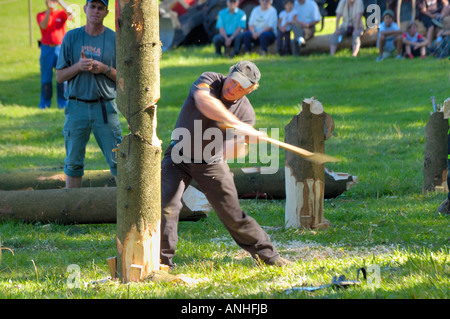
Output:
[
  {"xmin": 220, "ymin": 121, "xmax": 339, "ymax": 163},
  {"xmin": 258, "ymin": 135, "xmax": 314, "ymax": 158}
]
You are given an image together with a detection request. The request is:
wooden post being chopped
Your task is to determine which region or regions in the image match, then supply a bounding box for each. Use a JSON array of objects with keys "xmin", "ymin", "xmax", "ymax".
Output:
[
  {"xmin": 115, "ymin": 0, "xmax": 162, "ymax": 283},
  {"xmin": 284, "ymin": 98, "xmax": 331, "ymax": 229}
]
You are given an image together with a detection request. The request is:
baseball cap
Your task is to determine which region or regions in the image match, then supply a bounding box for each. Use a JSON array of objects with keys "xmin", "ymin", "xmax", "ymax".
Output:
[
  {"xmin": 229, "ymin": 61, "xmax": 261, "ymax": 89},
  {"xmin": 87, "ymin": 0, "xmax": 108, "ymax": 6},
  {"xmin": 382, "ymin": 9, "xmax": 394, "ymax": 18}
]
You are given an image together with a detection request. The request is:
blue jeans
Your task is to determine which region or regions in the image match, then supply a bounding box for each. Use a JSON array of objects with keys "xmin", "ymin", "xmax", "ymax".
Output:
[
  {"xmin": 243, "ymin": 30, "xmax": 276, "ymax": 53},
  {"xmin": 277, "ymin": 30, "xmax": 291, "ymax": 55},
  {"xmin": 39, "ymin": 44, "xmax": 67, "ymax": 109},
  {"xmin": 212, "ymin": 32, "xmax": 244, "ymax": 55},
  {"xmin": 63, "ymin": 99, "xmax": 122, "ymax": 177},
  {"xmin": 160, "ymin": 145, "xmax": 280, "ymax": 268}
]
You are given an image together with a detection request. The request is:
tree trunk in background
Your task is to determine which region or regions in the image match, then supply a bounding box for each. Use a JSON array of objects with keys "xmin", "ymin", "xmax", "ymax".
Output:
[
  {"xmin": 115, "ymin": 0, "xmax": 162, "ymax": 283},
  {"xmin": 284, "ymin": 98, "xmax": 330, "ymax": 229}
]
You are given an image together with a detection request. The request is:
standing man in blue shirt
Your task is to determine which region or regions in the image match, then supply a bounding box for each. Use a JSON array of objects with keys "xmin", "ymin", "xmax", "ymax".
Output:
[{"xmin": 212, "ymin": 0, "xmax": 247, "ymax": 57}]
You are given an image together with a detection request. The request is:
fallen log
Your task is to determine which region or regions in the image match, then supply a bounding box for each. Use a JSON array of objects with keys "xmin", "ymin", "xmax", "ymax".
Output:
[
  {"xmin": 224, "ymin": 167, "xmax": 356, "ymax": 199},
  {"xmin": 0, "ymin": 186, "xmax": 211, "ymax": 224},
  {"xmin": 252, "ymin": 27, "xmax": 378, "ymax": 55},
  {"xmin": 0, "ymin": 167, "xmax": 357, "ymax": 199},
  {"xmin": 0, "ymin": 170, "xmax": 116, "ymax": 191},
  {"xmin": 299, "ymin": 27, "xmax": 378, "ymax": 55}
]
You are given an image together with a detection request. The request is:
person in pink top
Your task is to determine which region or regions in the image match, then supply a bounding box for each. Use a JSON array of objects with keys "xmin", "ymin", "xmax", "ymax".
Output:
[{"xmin": 37, "ymin": 0, "xmax": 73, "ymax": 109}]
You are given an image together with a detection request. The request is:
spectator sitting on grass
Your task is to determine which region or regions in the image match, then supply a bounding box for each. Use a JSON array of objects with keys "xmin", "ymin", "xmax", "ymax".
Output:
[
  {"xmin": 430, "ymin": 16, "xmax": 450, "ymax": 58},
  {"xmin": 376, "ymin": 9, "xmax": 403, "ymax": 61},
  {"xmin": 276, "ymin": 0, "xmax": 297, "ymax": 55},
  {"xmin": 292, "ymin": 0, "xmax": 321, "ymax": 55},
  {"xmin": 417, "ymin": 0, "xmax": 446, "ymax": 49},
  {"xmin": 402, "ymin": 20, "xmax": 428, "ymax": 59},
  {"xmin": 438, "ymin": 0, "xmax": 450, "ymax": 21},
  {"xmin": 212, "ymin": 0, "xmax": 246, "ymax": 58},
  {"xmin": 329, "ymin": 0, "xmax": 365, "ymax": 57},
  {"xmin": 243, "ymin": 0, "xmax": 278, "ymax": 55}
]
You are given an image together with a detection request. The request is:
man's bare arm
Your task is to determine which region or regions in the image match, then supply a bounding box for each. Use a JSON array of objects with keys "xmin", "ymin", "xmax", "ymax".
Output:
[
  {"xmin": 56, "ymin": 51, "xmax": 93, "ymax": 83},
  {"xmin": 193, "ymin": 89, "xmax": 265, "ymax": 140}
]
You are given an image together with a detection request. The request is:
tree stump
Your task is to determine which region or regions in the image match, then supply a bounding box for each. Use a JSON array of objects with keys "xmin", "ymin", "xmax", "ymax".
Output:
[
  {"xmin": 423, "ymin": 111, "xmax": 449, "ymax": 193},
  {"xmin": 284, "ymin": 98, "xmax": 330, "ymax": 229}
]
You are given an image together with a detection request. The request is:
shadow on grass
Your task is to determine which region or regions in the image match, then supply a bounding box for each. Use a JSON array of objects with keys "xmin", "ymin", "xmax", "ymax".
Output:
[{"xmin": 0, "ymin": 73, "xmax": 43, "ymax": 108}]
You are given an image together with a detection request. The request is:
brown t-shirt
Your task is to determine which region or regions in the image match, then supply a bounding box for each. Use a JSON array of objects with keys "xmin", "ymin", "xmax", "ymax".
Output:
[{"xmin": 171, "ymin": 72, "xmax": 255, "ymax": 163}]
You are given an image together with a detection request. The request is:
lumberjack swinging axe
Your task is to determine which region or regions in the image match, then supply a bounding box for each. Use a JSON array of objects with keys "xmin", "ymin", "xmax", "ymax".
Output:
[{"xmin": 220, "ymin": 122, "xmax": 340, "ymax": 165}]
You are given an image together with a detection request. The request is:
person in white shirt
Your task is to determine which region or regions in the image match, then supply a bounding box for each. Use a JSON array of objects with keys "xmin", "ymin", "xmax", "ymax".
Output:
[
  {"xmin": 292, "ymin": 0, "xmax": 321, "ymax": 55},
  {"xmin": 376, "ymin": 9, "xmax": 403, "ymax": 61},
  {"xmin": 243, "ymin": 0, "xmax": 278, "ymax": 55},
  {"xmin": 277, "ymin": 0, "xmax": 297, "ymax": 55},
  {"xmin": 329, "ymin": 0, "xmax": 365, "ymax": 57}
]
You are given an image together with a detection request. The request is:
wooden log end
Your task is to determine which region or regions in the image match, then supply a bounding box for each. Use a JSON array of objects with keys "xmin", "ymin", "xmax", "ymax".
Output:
[
  {"xmin": 107, "ymin": 257, "xmax": 117, "ymax": 278},
  {"xmin": 129, "ymin": 264, "xmax": 143, "ymax": 282},
  {"xmin": 303, "ymin": 97, "xmax": 324, "ymax": 115},
  {"xmin": 312, "ymin": 219, "xmax": 330, "ymax": 230},
  {"xmin": 159, "ymin": 264, "xmax": 170, "ymax": 272}
]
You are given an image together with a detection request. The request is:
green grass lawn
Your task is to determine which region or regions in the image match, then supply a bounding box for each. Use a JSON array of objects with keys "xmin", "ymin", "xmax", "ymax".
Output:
[{"xmin": 0, "ymin": 0, "xmax": 449, "ymax": 300}]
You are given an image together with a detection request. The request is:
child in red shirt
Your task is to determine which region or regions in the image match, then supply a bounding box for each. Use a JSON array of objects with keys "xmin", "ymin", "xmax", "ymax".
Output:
[{"xmin": 402, "ymin": 20, "xmax": 428, "ymax": 59}]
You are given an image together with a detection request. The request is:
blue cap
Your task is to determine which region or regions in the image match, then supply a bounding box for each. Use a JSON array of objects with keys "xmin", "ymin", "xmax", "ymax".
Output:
[
  {"xmin": 382, "ymin": 9, "xmax": 394, "ymax": 18},
  {"xmin": 87, "ymin": 0, "xmax": 108, "ymax": 6}
]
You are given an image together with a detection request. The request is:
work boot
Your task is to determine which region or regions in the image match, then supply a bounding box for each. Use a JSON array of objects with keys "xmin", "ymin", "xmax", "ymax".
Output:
[
  {"xmin": 435, "ymin": 198, "xmax": 450, "ymax": 215},
  {"xmin": 262, "ymin": 256, "xmax": 291, "ymax": 267}
]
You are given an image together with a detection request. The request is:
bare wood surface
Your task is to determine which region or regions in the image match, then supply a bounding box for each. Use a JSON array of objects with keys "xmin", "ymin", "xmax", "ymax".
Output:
[{"xmin": 284, "ymin": 98, "xmax": 330, "ymax": 229}]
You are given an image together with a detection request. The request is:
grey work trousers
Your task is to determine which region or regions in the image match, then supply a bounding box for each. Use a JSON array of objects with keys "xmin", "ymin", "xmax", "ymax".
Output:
[{"xmin": 160, "ymin": 148, "xmax": 279, "ymax": 267}]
